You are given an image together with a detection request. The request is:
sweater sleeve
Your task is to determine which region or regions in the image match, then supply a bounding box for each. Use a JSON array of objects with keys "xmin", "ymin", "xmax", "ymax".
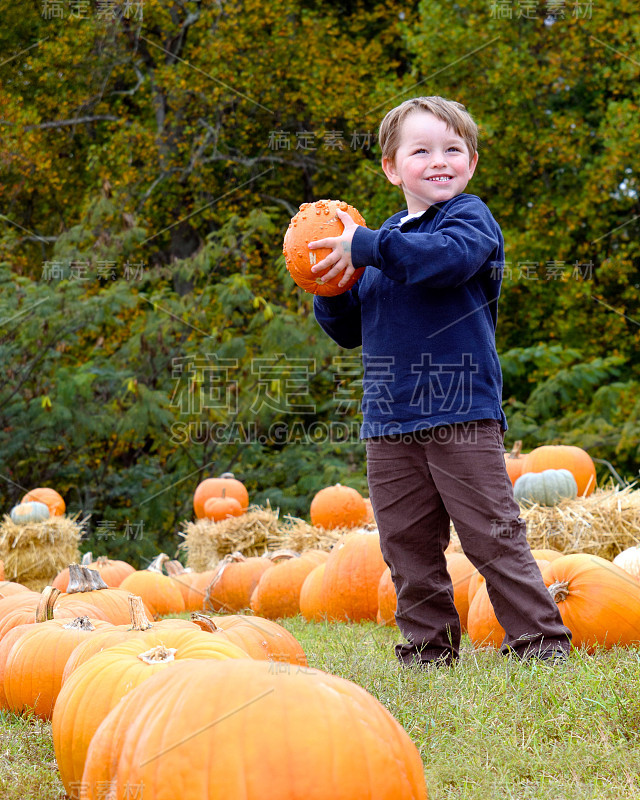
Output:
[
  {"xmin": 313, "ymin": 283, "xmax": 362, "ymax": 349},
  {"xmin": 350, "ymin": 196, "xmax": 501, "ymax": 289}
]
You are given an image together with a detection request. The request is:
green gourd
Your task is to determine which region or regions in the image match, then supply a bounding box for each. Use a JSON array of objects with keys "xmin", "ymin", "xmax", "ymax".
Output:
[
  {"xmin": 10, "ymin": 501, "xmax": 51, "ymax": 524},
  {"xmin": 513, "ymin": 468, "xmax": 578, "ymax": 507}
]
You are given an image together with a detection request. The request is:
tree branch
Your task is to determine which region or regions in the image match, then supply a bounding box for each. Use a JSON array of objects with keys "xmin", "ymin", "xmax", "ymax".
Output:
[{"xmin": 0, "ymin": 116, "xmax": 120, "ymax": 131}]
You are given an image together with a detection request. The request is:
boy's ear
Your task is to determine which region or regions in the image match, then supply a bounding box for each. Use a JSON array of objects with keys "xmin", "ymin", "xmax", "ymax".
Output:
[
  {"xmin": 381, "ymin": 156, "xmax": 402, "ymax": 186},
  {"xmin": 468, "ymin": 151, "xmax": 479, "ymax": 178}
]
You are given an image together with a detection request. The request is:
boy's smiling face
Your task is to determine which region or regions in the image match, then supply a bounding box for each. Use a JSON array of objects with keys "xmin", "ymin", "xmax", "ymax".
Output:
[{"xmin": 382, "ymin": 110, "xmax": 478, "ymax": 214}]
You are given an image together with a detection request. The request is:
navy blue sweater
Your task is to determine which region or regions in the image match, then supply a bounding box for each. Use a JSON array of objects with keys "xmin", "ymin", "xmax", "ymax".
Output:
[{"xmin": 313, "ymin": 193, "xmax": 508, "ymax": 437}]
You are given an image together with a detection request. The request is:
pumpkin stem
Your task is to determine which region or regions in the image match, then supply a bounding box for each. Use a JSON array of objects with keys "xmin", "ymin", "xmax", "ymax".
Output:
[
  {"xmin": 35, "ymin": 585, "xmax": 61, "ymax": 623},
  {"xmin": 190, "ymin": 612, "xmax": 220, "ymax": 633},
  {"xmin": 269, "ymin": 549, "xmax": 299, "ymax": 562},
  {"xmin": 164, "ymin": 559, "xmax": 187, "ymax": 576},
  {"xmin": 95, "ymin": 555, "xmax": 109, "ymax": 567},
  {"xmin": 137, "ymin": 644, "xmax": 177, "ymax": 664},
  {"xmin": 62, "ymin": 616, "xmax": 95, "ymax": 631},
  {"xmin": 548, "ymin": 580, "xmax": 570, "ymax": 603},
  {"xmin": 66, "ymin": 564, "xmax": 109, "ymax": 593},
  {"xmin": 127, "ymin": 594, "xmax": 153, "ymax": 631},
  {"xmin": 147, "ymin": 553, "xmax": 170, "ymax": 573},
  {"xmin": 508, "ymin": 441, "xmax": 522, "ymax": 458},
  {"xmin": 81, "ymin": 552, "xmax": 93, "ymax": 566}
]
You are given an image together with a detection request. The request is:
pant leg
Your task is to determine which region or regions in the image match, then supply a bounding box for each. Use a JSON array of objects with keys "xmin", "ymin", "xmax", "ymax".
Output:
[
  {"xmin": 425, "ymin": 419, "xmax": 572, "ymax": 657},
  {"xmin": 366, "ymin": 434, "xmax": 460, "ymax": 664}
]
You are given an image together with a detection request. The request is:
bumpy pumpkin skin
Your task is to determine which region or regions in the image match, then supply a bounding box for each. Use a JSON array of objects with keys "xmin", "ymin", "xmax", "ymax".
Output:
[
  {"xmin": 80, "ymin": 659, "xmax": 428, "ymax": 800},
  {"xmin": 514, "ymin": 468, "xmax": 578, "ymax": 507},
  {"xmin": 283, "ymin": 199, "xmax": 367, "ymax": 296}
]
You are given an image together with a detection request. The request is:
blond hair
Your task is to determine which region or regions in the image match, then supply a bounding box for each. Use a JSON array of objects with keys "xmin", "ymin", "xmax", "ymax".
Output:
[{"xmin": 378, "ymin": 96, "xmax": 478, "ymax": 167}]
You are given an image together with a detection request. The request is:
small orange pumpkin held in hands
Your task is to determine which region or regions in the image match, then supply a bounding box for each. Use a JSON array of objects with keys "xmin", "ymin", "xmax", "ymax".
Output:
[{"xmin": 283, "ymin": 199, "xmax": 367, "ymax": 296}]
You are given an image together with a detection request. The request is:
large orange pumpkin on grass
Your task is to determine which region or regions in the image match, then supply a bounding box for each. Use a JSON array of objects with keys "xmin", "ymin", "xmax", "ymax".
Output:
[
  {"xmin": 53, "ymin": 631, "xmax": 248, "ymax": 798},
  {"xmin": 520, "ymin": 445, "xmax": 597, "ymax": 497},
  {"xmin": 21, "ymin": 487, "xmax": 65, "ymax": 516},
  {"xmin": 193, "ymin": 473, "xmax": 249, "ymax": 519},
  {"xmin": 310, "ymin": 483, "xmax": 368, "ymax": 529},
  {"xmin": 283, "ymin": 199, "xmax": 367, "ymax": 296},
  {"xmin": 81, "ymin": 659, "xmax": 428, "ymax": 800},
  {"xmin": 322, "ymin": 532, "xmax": 387, "ymax": 621},
  {"xmin": 541, "ymin": 553, "xmax": 640, "ymax": 651}
]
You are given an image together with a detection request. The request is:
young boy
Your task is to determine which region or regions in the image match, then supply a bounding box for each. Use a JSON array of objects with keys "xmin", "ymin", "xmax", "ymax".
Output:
[{"xmin": 310, "ymin": 96, "xmax": 572, "ymax": 667}]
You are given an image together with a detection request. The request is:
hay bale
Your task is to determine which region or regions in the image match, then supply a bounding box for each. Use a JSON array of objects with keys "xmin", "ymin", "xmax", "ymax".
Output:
[
  {"xmin": 520, "ymin": 484, "xmax": 640, "ymax": 560},
  {"xmin": 0, "ymin": 513, "xmax": 85, "ymax": 591},
  {"xmin": 178, "ymin": 504, "xmax": 365, "ymax": 571}
]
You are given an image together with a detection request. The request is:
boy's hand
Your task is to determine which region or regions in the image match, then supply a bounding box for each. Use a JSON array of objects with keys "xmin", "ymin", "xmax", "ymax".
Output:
[{"xmin": 308, "ymin": 208, "xmax": 358, "ymax": 287}]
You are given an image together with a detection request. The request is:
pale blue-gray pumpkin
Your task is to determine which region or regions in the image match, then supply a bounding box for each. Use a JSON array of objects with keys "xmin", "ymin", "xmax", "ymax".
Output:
[
  {"xmin": 514, "ymin": 468, "xmax": 578, "ymax": 507},
  {"xmin": 10, "ymin": 501, "xmax": 51, "ymax": 524}
]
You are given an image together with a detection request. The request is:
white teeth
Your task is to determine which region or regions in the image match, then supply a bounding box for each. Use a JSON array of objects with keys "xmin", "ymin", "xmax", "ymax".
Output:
[{"xmin": 428, "ymin": 176, "xmax": 451, "ymax": 182}]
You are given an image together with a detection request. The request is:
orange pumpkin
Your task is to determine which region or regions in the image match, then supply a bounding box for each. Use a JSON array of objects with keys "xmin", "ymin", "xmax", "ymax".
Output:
[
  {"xmin": 377, "ymin": 567, "xmax": 396, "ymax": 626},
  {"xmin": 81, "ymin": 659, "xmax": 428, "ymax": 800},
  {"xmin": 363, "ymin": 497, "xmax": 376, "ymax": 524},
  {"xmin": 206, "ymin": 553, "xmax": 273, "ymax": 613},
  {"xmin": 203, "ymin": 494, "xmax": 244, "ymax": 521},
  {"xmin": 0, "ymin": 581, "xmax": 33, "ymax": 600},
  {"xmin": 192, "ymin": 613, "xmax": 308, "ymax": 665},
  {"xmin": 193, "ymin": 472, "xmax": 249, "ymax": 519},
  {"xmin": 58, "ymin": 564, "xmax": 154, "ymax": 624},
  {"xmin": 446, "ymin": 551, "xmax": 477, "ymax": 631},
  {"xmin": 53, "ymin": 631, "xmax": 249, "ymax": 797},
  {"xmin": 21, "ymin": 487, "xmax": 66, "ymax": 516},
  {"xmin": 467, "ymin": 559, "xmax": 552, "ymax": 649},
  {"xmin": 300, "ymin": 563, "xmax": 328, "ymax": 622},
  {"xmin": 250, "ymin": 553, "xmax": 318, "ymax": 619},
  {"xmin": 503, "ymin": 440, "xmax": 527, "ymax": 486},
  {"xmin": 0, "ymin": 586, "xmax": 109, "ymax": 643},
  {"xmin": 86, "ymin": 555, "xmax": 135, "ymax": 587},
  {"xmin": 2, "ymin": 614, "xmax": 112, "ymax": 719},
  {"xmin": 61, "ymin": 595, "xmax": 199, "ymax": 680},
  {"xmin": 283, "ymin": 199, "xmax": 367, "ymax": 296},
  {"xmin": 0, "ymin": 560, "xmax": 4, "ymax": 581},
  {"xmin": 321, "ymin": 532, "xmax": 387, "ymax": 622},
  {"xmin": 541, "ymin": 554, "xmax": 640, "ymax": 651},
  {"xmin": 310, "ymin": 483, "xmax": 368, "ymax": 530},
  {"xmin": 118, "ymin": 555, "xmax": 186, "ymax": 618},
  {"xmin": 520, "ymin": 444, "xmax": 597, "ymax": 497}
]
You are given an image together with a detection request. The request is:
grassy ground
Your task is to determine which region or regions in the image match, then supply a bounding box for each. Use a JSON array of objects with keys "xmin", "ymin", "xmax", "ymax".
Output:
[{"xmin": 3, "ymin": 618, "xmax": 640, "ymax": 798}]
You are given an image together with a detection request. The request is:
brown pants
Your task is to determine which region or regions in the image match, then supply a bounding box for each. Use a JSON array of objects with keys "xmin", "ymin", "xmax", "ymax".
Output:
[{"xmin": 366, "ymin": 420, "xmax": 572, "ymax": 665}]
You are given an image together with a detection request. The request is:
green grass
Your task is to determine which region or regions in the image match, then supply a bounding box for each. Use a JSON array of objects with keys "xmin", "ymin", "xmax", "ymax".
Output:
[{"xmin": 4, "ymin": 618, "xmax": 640, "ymax": 798}]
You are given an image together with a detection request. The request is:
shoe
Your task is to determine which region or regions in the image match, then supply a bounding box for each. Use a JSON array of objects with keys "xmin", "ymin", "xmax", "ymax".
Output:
[
  {"xmin": 527, "ymin": 647, "xmax": 569, "ymax": 664},
  {"xmin": 398, "ymin": 653, "xmax": 458, "ymax": 670}
]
